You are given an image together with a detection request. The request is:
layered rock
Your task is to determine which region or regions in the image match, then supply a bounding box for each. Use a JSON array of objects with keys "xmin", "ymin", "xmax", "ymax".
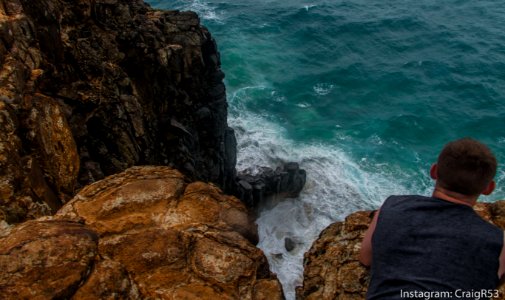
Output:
[
  {"xmin": 0, "ymin": 0, "xmax": 236, "ymax": 223},
  {"xmin": 296, "ymin": 202, "xmax": 505, "ymax": 300},
  {"xmin": 0, "ymin": 166, "xmax": 284, "ymax": 299}
]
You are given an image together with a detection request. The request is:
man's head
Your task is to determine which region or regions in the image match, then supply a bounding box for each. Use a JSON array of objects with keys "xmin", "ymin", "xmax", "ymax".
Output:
[{"xmin": 431, "ymin": 138, "xmax": 497, "ymax": 196}]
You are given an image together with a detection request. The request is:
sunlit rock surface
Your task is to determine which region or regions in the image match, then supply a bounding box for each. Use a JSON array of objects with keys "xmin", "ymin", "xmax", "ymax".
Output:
[{"xmin": 0, "ymin": 166, "xmax": 284, "ymax": 299}]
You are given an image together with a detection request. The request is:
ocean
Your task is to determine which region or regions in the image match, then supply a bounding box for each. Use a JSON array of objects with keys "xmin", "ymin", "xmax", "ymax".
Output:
[{"xmin": 147, "ymin": 0, "xmax": 505, "ymax": 298}]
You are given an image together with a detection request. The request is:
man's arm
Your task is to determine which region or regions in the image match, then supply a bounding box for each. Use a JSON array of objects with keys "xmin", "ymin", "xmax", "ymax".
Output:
[
  {"xmin": 498, "ymin": 232, "xmax": 505, "ymax": 283},
  {"xmin": 359, "ymin": 209, "xmax": 380, "ymax": 267}
]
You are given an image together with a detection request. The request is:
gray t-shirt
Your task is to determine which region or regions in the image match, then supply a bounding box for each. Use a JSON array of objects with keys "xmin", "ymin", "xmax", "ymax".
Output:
[{"xmin": 367, "ymin": 195, "xmax": 502, "ymax": 300}]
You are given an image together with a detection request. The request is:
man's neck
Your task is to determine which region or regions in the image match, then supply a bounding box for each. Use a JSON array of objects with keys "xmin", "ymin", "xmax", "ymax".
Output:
[{"xmin": 432, "ymin": 186, "xmax": 478, "ymax": 207}]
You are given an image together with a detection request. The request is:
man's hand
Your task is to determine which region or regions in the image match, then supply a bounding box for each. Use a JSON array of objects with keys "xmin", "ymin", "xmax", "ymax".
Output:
[{"xmin": 359, "ymin": 209, "xmax": 380, "ymax": 267}]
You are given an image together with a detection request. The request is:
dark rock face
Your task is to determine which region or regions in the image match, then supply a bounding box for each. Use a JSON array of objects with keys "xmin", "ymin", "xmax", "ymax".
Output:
[
  {"xmin": 236, "ymin": 163, "xmax": 307, "ymax": 208},
  {"xmin": 0, "ymin": 0, "xmax": 236, "ymax": 223}
]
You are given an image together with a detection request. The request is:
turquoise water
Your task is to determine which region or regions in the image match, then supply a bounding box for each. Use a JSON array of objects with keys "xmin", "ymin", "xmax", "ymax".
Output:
[{"xmin": 148, "ymin": 0, "xmax": 505, "ymax": 298}]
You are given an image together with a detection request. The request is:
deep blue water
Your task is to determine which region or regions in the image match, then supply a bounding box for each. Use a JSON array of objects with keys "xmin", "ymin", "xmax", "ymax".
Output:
[{"xmin": 147, "ymin": 0, "xmax": 505, "ymax": 298}]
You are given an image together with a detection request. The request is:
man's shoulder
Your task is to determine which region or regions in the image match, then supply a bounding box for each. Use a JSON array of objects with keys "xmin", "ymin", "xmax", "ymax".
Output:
[
  {"xmin": 383, "ymin": 195, "xmax": 503, "ymax": 232},
  {"xmin": 380, "ymin": 195, "xmax": 471, "ymax": 216},
  {"xmin": 383, "ymin": 195, "xmax": 432, "ymax": 206},
  {"xmin": 385, "ymin": 194, "xmax": 433, "ymax": 201}
]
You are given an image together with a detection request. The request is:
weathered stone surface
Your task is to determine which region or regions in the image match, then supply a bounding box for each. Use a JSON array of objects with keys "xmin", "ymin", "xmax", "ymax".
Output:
[
  {"xmin": 0, "ymin": 220, "xmax": 98, "ymax": 299},
  {"xmin": 56, "ymin": 166, "xmax": 258, "ymax": 243},
  {"xmin": 297, "ymin": 201, "xmax": 505, "ymax": 300},
  {"xmin": 41, "ymin": 166, "xmax": 279, "ymax": 299},
  {"xmin": 0, "ymin": 101, "xmax": 46, "ymax": 223},
  {"xmin": 0, "ymin": 166, "xmax": 283, "ymax": 299},
  {"xmin": 0, "ymin": 0, "xmax": 237, "ymax": 224},
  {"xmin": 22, "ymin": 93, "xmax": 80, "ymax": 197},
  {"xmin": 72, "ymin": 258, "xmax": 141, "ymax": 300}
]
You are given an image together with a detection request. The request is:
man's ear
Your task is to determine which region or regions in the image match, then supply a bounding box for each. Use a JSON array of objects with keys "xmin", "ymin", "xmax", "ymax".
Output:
[
  {"xmin": 482, "ymin": 180, "xmax": 496, "ymax": 196},
  {"xmin": 430, "ymin": 164, "xmax": 438, "ymax": 180}
]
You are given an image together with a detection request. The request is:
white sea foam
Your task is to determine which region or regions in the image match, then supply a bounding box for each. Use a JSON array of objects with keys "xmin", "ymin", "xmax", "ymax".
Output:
[
  {"xmin": 271, "ymin": 91, "xmax": 286, "ymax": 103},
  {"xmin": 313, "ymin": 83, "xmax": 335, "ymax": 96},
  {"xmin": 296, "ymin": 102, "xmax": 311, "ymax": 108},
  {"xmin": 228, "ymin": 90, "xmax": 422, "ymax": 299},
  {"xmin": 304, "ymin": 4, "xmax": 317, "ymax": 11},
  {"xmin": 177, "ymin": 0, "xmax": 223, "ymax": 22}
]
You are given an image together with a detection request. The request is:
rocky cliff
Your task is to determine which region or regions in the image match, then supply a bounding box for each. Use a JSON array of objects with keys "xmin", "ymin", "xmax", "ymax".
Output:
[
  {"xmin": 0, "ymin": 166, "xmax": 284, "ymax": 299},
  {"xmin": 296, "ymin": 202, "xmax": 505, "ymax": 300},
  {"xmin": 0, "ymin": 0, "xmax": 237, "ymax": 224},
  {"xmin": 0, "ymin": 0, "xmax": 306, "ymax": 224},
  {"xmin": 0, "ymin": 0, "xmax": 304, "ymax": 297}
]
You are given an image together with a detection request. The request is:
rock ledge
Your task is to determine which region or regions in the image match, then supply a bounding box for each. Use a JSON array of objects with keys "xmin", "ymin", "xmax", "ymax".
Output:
[{"xmin": 0, "ymin": 166, "xmax": 284, "ymax": 299}]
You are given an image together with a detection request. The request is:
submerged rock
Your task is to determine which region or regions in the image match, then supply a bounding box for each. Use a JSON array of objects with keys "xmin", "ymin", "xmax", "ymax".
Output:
[
  {"xmin": 296, "ymin": 202, "xmax": 505, "ymax": 299},
  {"xmin": 0, "ymin": 166, "xmax": 284, "ymax": 299},
  {"xmin": 285, "ymin": 237, "xmax": 296, "ymax": 252}
]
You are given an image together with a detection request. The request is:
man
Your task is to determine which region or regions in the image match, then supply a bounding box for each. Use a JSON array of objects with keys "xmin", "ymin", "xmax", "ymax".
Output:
[{"xmin": 360, "ymin": 138, "xmax": 505, "ymax": 299}]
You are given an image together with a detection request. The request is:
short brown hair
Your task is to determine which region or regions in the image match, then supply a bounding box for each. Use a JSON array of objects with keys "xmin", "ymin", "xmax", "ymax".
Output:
[{"xmin": 437, "ymin": 138, "xmax": 497, "ymax": 196}]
